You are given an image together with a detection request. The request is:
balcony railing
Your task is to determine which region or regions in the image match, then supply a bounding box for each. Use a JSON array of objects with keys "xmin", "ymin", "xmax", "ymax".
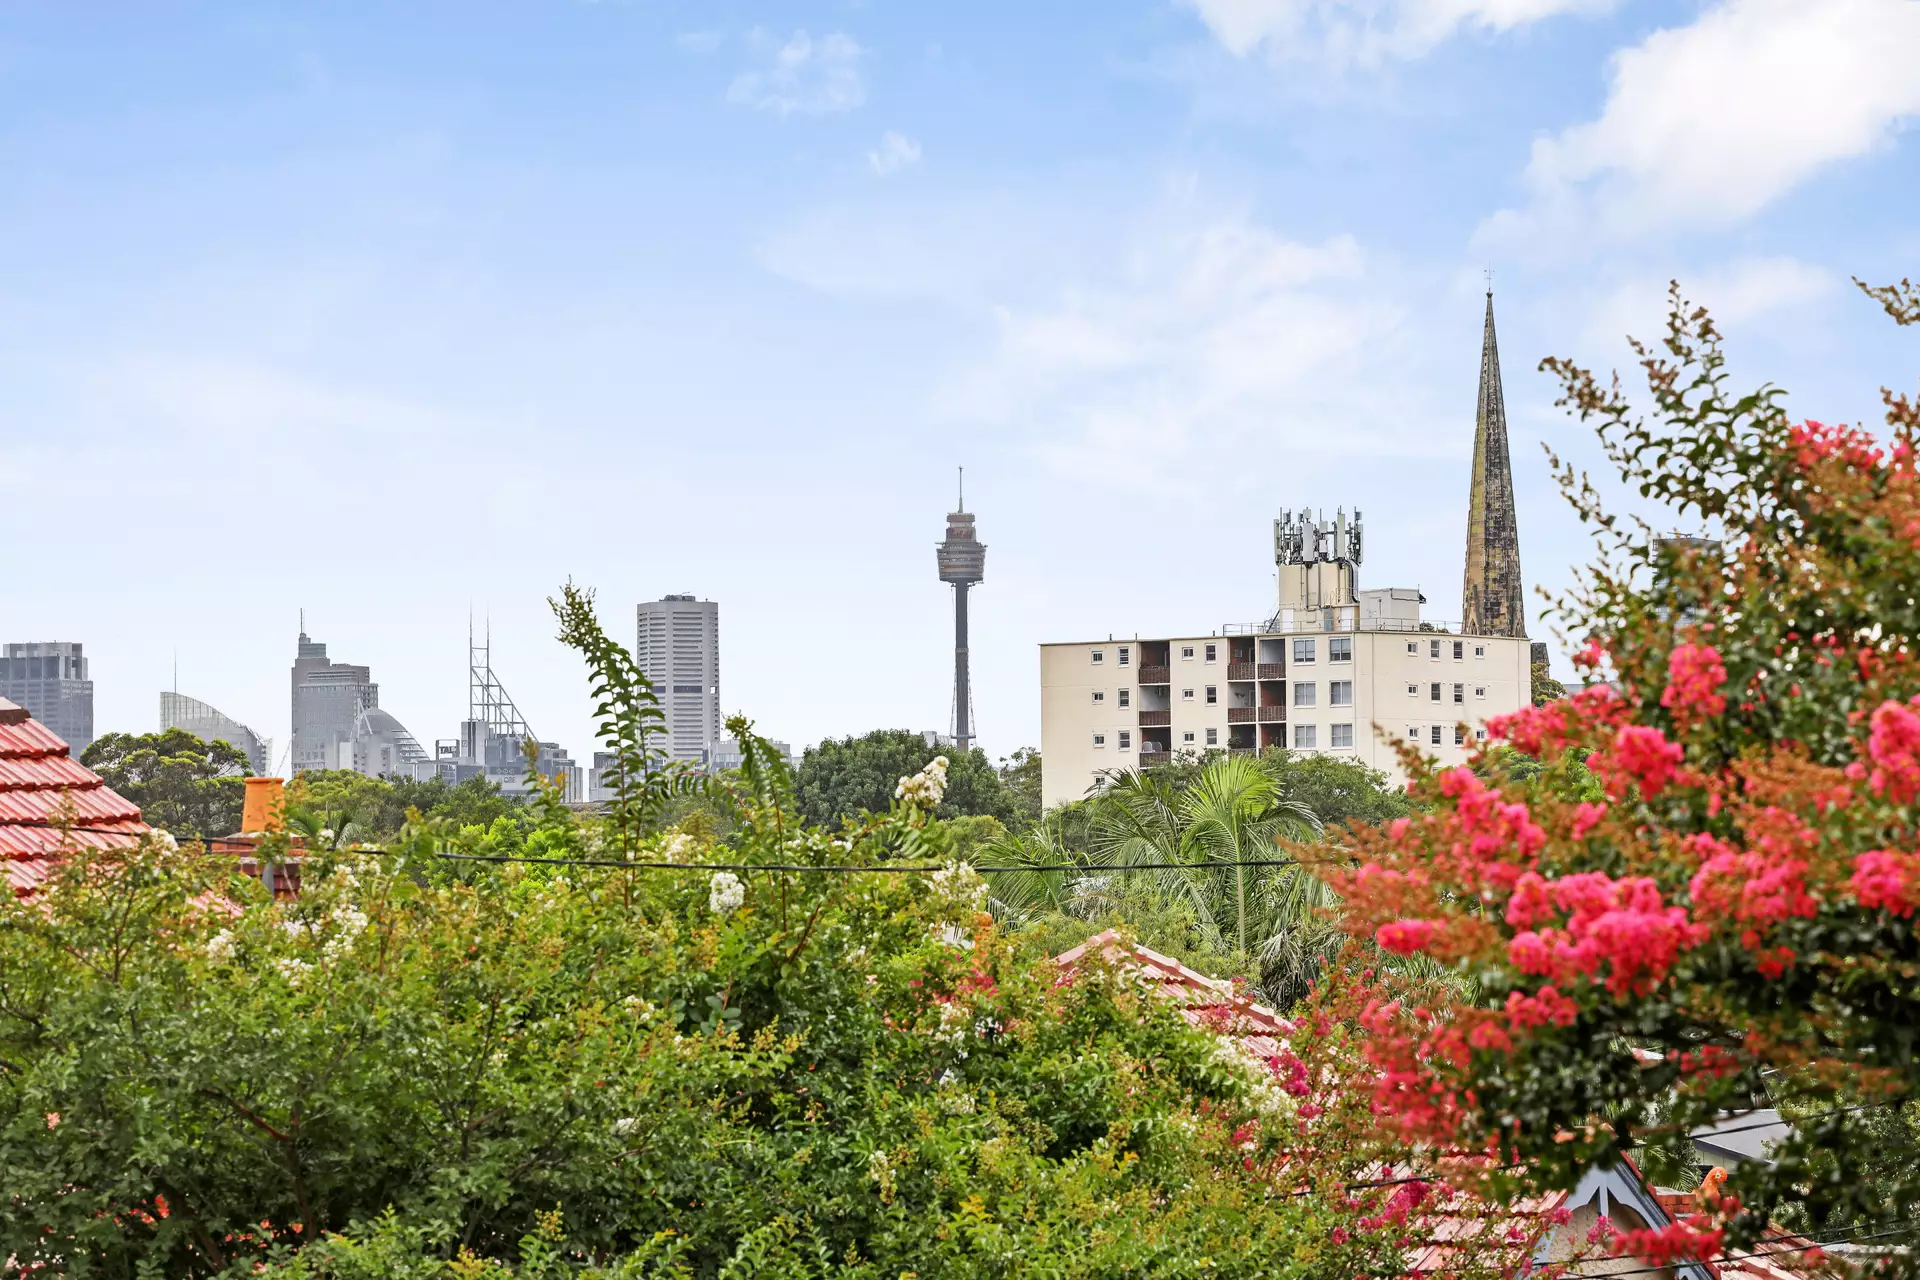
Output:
[
  {"xmin": 1256, "ymin": 663, "xmax": 1286, "ymax": 679},
  {"xmin": 1222, "ymin": 617, "xmax": 1467, "ymax": 636},
  {"xmin": 1226, "ymin": 707, "xmax": 1255, "ymax": 723},
  {"xmin": 1138, "ymin": 710, "xmax": 1171, "ymax": 727},
  {"xmin": 1257, "ymin": 706, "xmax": 1287, "ymax": 723},
  {"xmin": 1137, "ymin": 665, "xmax": 1170, "ymax": 685},
  {"xmin": 1227, "ymin": 661, "xmax": 1256, "ymax": 680}
]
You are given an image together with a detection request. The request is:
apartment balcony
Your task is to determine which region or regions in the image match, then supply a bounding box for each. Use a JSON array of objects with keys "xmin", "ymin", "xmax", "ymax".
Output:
[
  {"xmin": 1137, "ymin": 665, "xmax": 1171, "ymax": 685},
  {"xmin": 1138, "ymin": 710, "xmax": 1171, "ymax": 727},
  {"xmin": 1257, "ymin": 706, "xmax": 1287, "ymax": 723},
  {"xmin": 1227, "ymin": 661, "xmax": 1256, "ymax": 681},
  {"xmin": 1256, "ymin": 663, "xmax": 1286, "ymax": 679},
  {"xmin": 1226, "ymin": 707, "xmax": 1256, "ymax": 724}
]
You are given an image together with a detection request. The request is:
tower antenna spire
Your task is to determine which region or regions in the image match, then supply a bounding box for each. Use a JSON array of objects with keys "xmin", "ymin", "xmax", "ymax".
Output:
[{"xmin": 958, "ymin": 466, "xmax": 964, "ymax": 512}]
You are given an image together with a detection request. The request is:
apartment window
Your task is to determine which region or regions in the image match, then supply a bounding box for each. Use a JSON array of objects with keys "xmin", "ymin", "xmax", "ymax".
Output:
[
  {"xmin": 1206, "ymin": 728, "xmax": 1219, "ymax": 746},
  {"xmin": 1118, "ymin": 646, "xmax": 1131, "ymax": 666},
  {"xmin": 1205, "ymin": 685, "xmax": 1218, "ymax": 705},
  {"xmin": 1293, "ymin": 638, "xmax": 1316, "ymax": 664},
  {"xmin": 1118, "ymin": 689, "xmax": 1131, "ymax": 709},
  {"xmin": 1474, "ymin": 686, "xmax": 1487, "ymax": 700},
  {"xmin": 1183, "ymin": 731, "xmax": 1196, "ymax": 744},
  {"xmin": 1182, "ymin": 688, "xmax": 1195, "ymax": 702},
  {"xmin": 1455, "ymin": 726, "xmax": 1466, "ymax": 746},
  {"xmin": 1329, "ymin": 636, "xmax": 1352, "ymax": 662},
  {"xmin": 1407, "ymin": 641, "xmax": 1419, "ymax": 655},
  {"xmin": 1430, "ymin": 682, "xmax": 1442, "ymax": 702},
  {"xmin": 1205, "ymin": 643, "xmax": 1218, "ymax": 663},
  {"xmin": 1092, "ymin": 690, "xmax": 1105, "ymax": 704},
  {"xmin": 1453, "ymin": 641, "xmax": 1465, "ymax": 660},
  {"xmin": 1430, "ymin": 725, "xmax": 1443, "ymax": 746},
  {"xmin": 1093, "ymin": 733, "xmax": 1107, "ymax": 748},
  {"xmin": 1407, "ymin": 683, "xmax": 1419, "ymax": 698},
  {"xmin": 1119, "ymin": 730, "xmax": 1133, "ymax": 751},
  {"xmin": 1092, "ymin": 650, "xmax": 1105, "ymax": 665},
  {"xmin": 1331, "ymin": 723, "xmax": 1354, "ymax": 749},
  {"xmin": 1430, "ymin": 639, "xmax": 1442, "ymax": 659},
  {"xmin": 1474, "ymin": 645, "xmax": 1486, "ymax": 659},
  {"xmin": 1294, "ymin": 682, "xmax": 1317, "ymax": 708},
  {"xmin": 1453, "ymin": 683, "xmax": 1465, "ymax": 705},
  {"xmin": 1294, "ymin": 724, "xmax": 1318, "ymax": 749},
  {"xmin": 1330, "ymin": 680, "xmax": 1354, "ymax": 707},
  {"xmin": 1408, "ymin": 726, "xmax": 1420, "ymax": 740},
  {"xmin": 1475, "ymin": 727, "xmax": 1488, "ymax": 740},
  {"xmin": 1181, "ymin": 646, "xmax": 1195, "ymax": 661}
]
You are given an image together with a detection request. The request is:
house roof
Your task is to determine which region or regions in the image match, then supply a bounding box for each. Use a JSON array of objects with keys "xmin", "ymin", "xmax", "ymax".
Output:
[
  {"xmin": 0, "ymin": 698, "xmax": 147, "ymax": 895},
  {"xmin": 1052, "ymin": 928, "xmax": 1295, "ymax": 1057}
]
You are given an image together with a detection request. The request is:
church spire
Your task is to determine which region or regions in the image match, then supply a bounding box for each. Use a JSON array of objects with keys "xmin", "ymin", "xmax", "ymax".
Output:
[{"xmin": 1461, "ymin": 289, "xmax": 1527, "ymax": 638}]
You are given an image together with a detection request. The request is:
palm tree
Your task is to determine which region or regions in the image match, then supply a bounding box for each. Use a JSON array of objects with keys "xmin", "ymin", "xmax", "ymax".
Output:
[{"xmin": 984, "ymin": 752, "xmax": 1342, "ymax": 1007}]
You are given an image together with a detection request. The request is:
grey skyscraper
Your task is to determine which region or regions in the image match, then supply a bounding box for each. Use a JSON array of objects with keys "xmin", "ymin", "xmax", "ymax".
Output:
[
  {"xmin": 1462, "ymin": 290, "xmax": 1527, "ymax": 639},
  {"xmin": 0, "ymin": 643, "xmax": 93, "ymax": 753},
  {"xmin": 160, "ymin": 691, "xmax": 271, "ymax": 774},
  {"xmin": 636, "ymin": 595, "xmax": 720, "ymax": 766},
  {"xmin": 290, "ymin": 628, "xmax": 377, "ymax": 774}
]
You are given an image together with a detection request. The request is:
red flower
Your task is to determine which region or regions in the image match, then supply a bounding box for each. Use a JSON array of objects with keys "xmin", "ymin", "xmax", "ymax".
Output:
[
  {"xmin": 1375, "ymin": 919, "xmax": 1436, "ymax": 955},
  {"xmin": 1868, "ymin": 698, "xmax": 1920, "ymax": 804},
  {"xmin": 1661, "ymin": 643, "xmax": 1728, "ymax": 724}
]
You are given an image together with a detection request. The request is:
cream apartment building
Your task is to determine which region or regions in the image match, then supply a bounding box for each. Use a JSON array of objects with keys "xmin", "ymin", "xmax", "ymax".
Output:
[{"xmin": 1038, "ymin": 509, "xmax": 1533, "ymax": 807}]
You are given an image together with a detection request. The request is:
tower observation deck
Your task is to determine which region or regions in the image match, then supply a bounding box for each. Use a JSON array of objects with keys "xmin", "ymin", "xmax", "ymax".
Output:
[{"xmin": 936, "ymin": 470, "xmax": 986, "ymax": 752}]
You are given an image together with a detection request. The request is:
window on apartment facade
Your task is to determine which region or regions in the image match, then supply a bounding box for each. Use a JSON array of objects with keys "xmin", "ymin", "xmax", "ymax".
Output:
[
  {"xmin": 1430, "ymin": 682, "xmax": 1442, "ymax": 701},
  {"xmin": 1182, "ymin": 688, "xmax": 1195, "ymax": 702},
  {"xmin": 1455, "ymin": 726, "xmax": 1466, "ymax": 746},
  {"xmin": 1407, "ymin": 641, "xmax": 1419, "ymax": 655},
  {"xmin": 1430, "ymin": 639, "xmax": 1443, "ymax": 659},
  {"xmin": 1293, "ymin": 637, "xmax": 1316, "ymax": 663},
  {"xmin": 1093, "ymin": 733, "xmax": 1107, "ymax": 748},
  {"xmin": 1206, "ymin": 727, "xmax": 1219, "ymax": 746},
  {"xmin": 1331, "ymin": 723, "xmax": 1354, "ymax": 748},
  {"xmin": 1204, "ymin": 643, "xmax": 1218, "ymax": 663},
  {"xmin": 1474, "ymin": 645, "xmax": 1486, "ymax": 659},
  {"xmin": 1205, "ymin": 685, "xmax": 1218, "ymax": 704},
  {"xmin": 1430, "ymin": 725, "xmax": 1443, "ymax": 746},
  {"xmin": 1091, "ymin": 690, "xmax": 1105, "ymax": 704},
  {"xmin": 1294, "ymin": 682, "xmax": 1317, "ymax": 708},
  {"xmin": 1181, "ymin": 646, "xmax": 1195, "ymax": 660},
  {"xmin": 1453, "ymin": 640, "xmax": 1465, "ymax": 660},
  {"xmin": 1408, "ymin": 726, "xmax": 1420, "ymax": 740},
  {"xmin": 1330, "ymin": 680, "xmax": 1353, "ymax": 707},
  {"xmin": 1329, "ymin": 636, "xmax": 1352, "ymax": 662},
  {"xmin": 1118, "ymin": 689, "xmax": 1131, "ymax": 708},
  {"xmin": 1475, "ymin": 726, "xmax": 1488, "ymax": 740},
  {"xmin": 1408, "ymin": 683, "xmax": 1419, "ymax": 697},
  {"xmin": 1119, "ymin": 730, "xmax": 1132, "ymax": 750},
  {"xmin": 1092, "ymin": 649, "xmax": 1105, "ymax": 664},
  {"xmin": 1453, "ymin": 683, "xmax": 1464, "ymax": 704},
  {"xmin": 1118, "ymin": 646, "xmax": 1131, "ymax": 666},
  {"xmin": 1294, "ymin": 724, "xmax": 1317, "ymax": 749},
  {"xmin": 1183, "ymin": 731, "xmax": 1195, "ymax": 744},
  {"xmin": 1474, "ymin": 686, "xmax": 1486, "ymax": 699}
]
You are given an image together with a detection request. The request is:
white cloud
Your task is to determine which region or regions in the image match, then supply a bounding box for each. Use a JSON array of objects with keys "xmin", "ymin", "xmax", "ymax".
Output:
[
  {"xmin": 1582, "ymin": 257, "xmax": 1834, "ymax": 353},
  {"xmin": 867, "ymin": 131, "xmax": 922, "ymax": 175},
  {"xmin": 1485, "ymin": 0, "xmax": 1920, "ymax": 244},
  {"xmin": 727, "ymin": 29, "xmax": 865, "ymax": 115},
  {"xmin": 1183, "ymin": 0, "xmax": 1610, "ymax": 63},
  {"xmin": 675, "ymin": 29, "xmax": 725, "ymax": 54}
]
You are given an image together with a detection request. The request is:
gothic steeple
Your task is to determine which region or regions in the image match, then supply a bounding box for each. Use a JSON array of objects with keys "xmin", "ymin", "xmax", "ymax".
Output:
[{"xmin": 1461, "ymin": 290, "xmax": 1527, "ymax": 638}]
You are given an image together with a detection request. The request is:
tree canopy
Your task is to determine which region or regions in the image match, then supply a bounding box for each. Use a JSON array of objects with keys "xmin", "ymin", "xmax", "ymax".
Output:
[
  {"xmin": 288, "ymin": 770, "xmax": 523, "ymax": 841},
  {"xmin": 80, "ymin": 728, "xmax": 251, "ymax": 840},
  {"xmin": 793, "ymin": 730, "xmax": 1014, "ymax": 829}
]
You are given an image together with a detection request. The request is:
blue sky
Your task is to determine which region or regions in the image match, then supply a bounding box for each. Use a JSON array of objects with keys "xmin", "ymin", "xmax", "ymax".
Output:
[{"xmin": 2, "ymin": 0, "xmax": 1917, "ymax": 768}]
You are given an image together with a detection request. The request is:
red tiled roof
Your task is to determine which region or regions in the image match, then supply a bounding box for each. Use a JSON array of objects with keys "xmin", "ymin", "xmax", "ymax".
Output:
[
  {"xmin": 1053, "ymin": 928, "xmax": 1296, "ymax": 1057},
  {"xmin": 0, "ymin": 698, "xmax": 147, "ymax": 895}
]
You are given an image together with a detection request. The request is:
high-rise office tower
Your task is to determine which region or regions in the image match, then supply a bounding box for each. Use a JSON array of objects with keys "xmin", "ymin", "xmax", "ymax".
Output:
[
  {"xmin": 290, "ymin": 627, "xmax": 377, "ymax": 774},
  {"xmin": 0, "ymin": 643, "xmax": 94, "ymax": 754},
  {"xmin": 160, "ymin": 691, "xmax": 271, "ymax": 774},
  {"xmin": 636, "ymin": 595, "xmax": 720, "ymax": 766}
]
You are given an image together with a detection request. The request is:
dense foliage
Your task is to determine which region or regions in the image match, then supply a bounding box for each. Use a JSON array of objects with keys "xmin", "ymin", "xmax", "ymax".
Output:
[
  {"xmin": 794, "ymin": 729, "xmax": 1016, "ymax": 829},
  {"xmin": 288, "ymin": 770, "xmax": 525, "ymax": 842},
  {"xmin": 81, "ymin": 728, "xmax": 252, "ymax": 840},
  {"xmin": 1332, "ymin": 281, "xmax": 1920, "ymax": 1268}
]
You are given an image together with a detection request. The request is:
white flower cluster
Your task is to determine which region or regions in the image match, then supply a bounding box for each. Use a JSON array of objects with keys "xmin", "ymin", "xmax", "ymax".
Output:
[
  {"xmin": 206, "ymin": 930, "xmax": 237, "ymax": 963},
  {"xmin": 660, "ymin": 832, "xmax": 696, "ymax": 864},
  {"xmin": 932, "ymin": 922, "xmax": 975, "ymax": 952},
  {"xmin": 1211, "ymin": 1037, "xmax": 1291, "ymax": 1120},
  {"xmin": 143, "ymin": 830, "xmax": 179, "ymax": 856},
  {"xmin": 894, "ymin": 756, "xmax": 950, "ymax": 808},
  {"xmin": 709, "ymin": 871, "xmax": 745, "ymax": 916},
  {"xmin": 275, "ymin": 956, "xmax": 312, "ymax": 984},
  {"xmin": 323, "ymin": 905, "xmax": 368, "ymax": 961},
  {"xmin": 929, "ymin": 860, "xmax": 988, "ymax": 910}
]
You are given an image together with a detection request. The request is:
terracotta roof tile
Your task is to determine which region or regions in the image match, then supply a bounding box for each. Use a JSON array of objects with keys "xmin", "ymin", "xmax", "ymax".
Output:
[{"xmin": 0, "ymin": 700, "xmax": 147, "ymax": 895}]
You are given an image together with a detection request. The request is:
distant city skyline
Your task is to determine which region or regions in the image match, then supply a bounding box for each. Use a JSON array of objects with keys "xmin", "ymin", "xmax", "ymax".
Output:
[{"xmin": 3, "ymin": 3, "xmax": 1914, "ymax": 766}]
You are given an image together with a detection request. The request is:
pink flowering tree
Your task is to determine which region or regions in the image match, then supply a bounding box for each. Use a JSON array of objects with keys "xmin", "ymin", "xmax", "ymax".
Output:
[{"xmin": 1327, "ymin": 280, "xmax": 1920, "ymax": 1269}]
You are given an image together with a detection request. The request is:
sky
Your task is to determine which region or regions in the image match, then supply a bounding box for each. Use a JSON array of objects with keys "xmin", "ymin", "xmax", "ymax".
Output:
[{"xmin": 2, "ymin": 0, "xmax": 1917, "ymax": 770}]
